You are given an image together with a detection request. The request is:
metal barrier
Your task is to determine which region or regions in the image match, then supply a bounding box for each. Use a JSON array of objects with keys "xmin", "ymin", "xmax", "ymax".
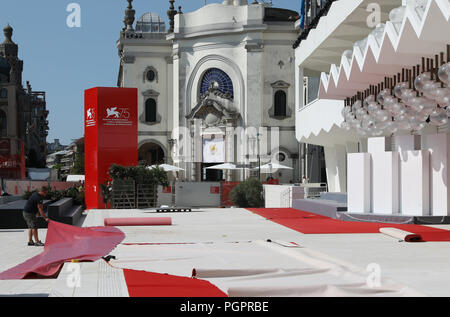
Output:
[
  {"xmin": 280, "ymin": 187, "xmax": 292, "ymax": 208},
  {"xmin": 301, "ymin": 183, "xmax": 328, "ymax": 199}
]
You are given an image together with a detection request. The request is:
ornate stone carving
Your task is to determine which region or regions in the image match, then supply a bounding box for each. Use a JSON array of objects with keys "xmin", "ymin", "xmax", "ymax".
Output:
[
  {"xmin": 120, "ymin": 54, "xmax": 135, "ymax": 64},
  {"xmin": 124, "ymin": 0, "xmax": 136, "ymax": 31},
  {"xmin": 167, "ymin": 0, "xmax": 177, "ymax": 33},
  {"xmin": 186, "ymin": 87, "xmax": 240, "ymax": 128}
]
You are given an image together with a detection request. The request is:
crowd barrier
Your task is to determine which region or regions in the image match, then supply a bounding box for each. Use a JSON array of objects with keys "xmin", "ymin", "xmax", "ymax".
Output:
[{"xmin": 155, "ymin": 181, "xmax": 314, "ymax": 208}]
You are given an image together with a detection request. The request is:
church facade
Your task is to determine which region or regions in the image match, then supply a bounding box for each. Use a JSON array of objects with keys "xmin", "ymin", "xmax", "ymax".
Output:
[{"xmin": 117, "ymin": 0, "xmax": 302, "ymax": 183}]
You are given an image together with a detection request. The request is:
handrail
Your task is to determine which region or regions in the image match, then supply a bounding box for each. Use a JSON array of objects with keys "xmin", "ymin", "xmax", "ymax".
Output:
[{"xmin": 293, "ymin": 0, "xmax": 338, "ymax": 49}]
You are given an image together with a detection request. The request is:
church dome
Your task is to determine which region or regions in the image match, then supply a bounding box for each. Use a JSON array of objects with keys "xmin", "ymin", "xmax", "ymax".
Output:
[{"xmin": 135, "ymin": 12, "xmax": 166, "ymax": 33}]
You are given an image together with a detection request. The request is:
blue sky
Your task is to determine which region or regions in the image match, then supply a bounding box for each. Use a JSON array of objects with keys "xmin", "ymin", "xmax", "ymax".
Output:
[{"xmin": 0, "ymin": 0, "xmax": 300, "ymax": 145}]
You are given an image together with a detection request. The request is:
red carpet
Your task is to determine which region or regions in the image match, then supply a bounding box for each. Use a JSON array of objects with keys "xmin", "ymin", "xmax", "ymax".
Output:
[
  {"xmin": 123, "ymin": 269, "xmax": 228, "ymax": 297},
  {"xmin": 0, "ymin": 221, "xmax": 125, "ymax": 280},
  {"xmin": 247, "ymin": 208, "xmax": 450, "ymax": 242}
]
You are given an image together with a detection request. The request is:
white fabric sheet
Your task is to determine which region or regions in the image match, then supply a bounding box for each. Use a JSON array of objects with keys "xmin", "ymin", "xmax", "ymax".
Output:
[{"xmin": 109, "ymin": 240, "xmax": 423, "ymax": 297}]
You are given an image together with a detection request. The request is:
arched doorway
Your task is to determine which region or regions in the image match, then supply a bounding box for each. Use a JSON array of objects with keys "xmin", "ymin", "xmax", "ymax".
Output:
[{"xmin": 138, "ymin": 142, "xmax": 165, "ymax": 166}]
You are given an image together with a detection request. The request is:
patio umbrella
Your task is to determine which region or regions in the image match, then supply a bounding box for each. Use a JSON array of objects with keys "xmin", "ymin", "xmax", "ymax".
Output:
[
  {"xmin": 205, "ymin": 163, "xmax": 241, "ymax": 170},
  {"xmin": 205, "ymin": 163, "xmax": 246, "ymax": 181},
  {"xmin": 149, "ymin": 164, "xmax": 185, "ymax": 172},
  {"xmin": 258, "ymin": 163, "xmax": 293, "ymax": 173}
]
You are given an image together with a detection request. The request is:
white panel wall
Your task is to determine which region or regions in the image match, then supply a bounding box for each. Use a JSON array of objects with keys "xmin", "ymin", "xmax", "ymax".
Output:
[
  {"xmin": 368, "ymin": 138, "xmax": 399, "ymax": 214},
  {"xmin": 264, "ymin": 185, "xmax": 304, "ymax": 208},
  {"xmin": 394, "ymin": 135, "xmax": 421, "ymax": 152},
  {"xmin": 347, "ymin": 134, "xmax": 450, "ymax": 217},
  {"xmin": 424, "ymin": 133, "xmax": 450, "ymax": 216},
  {"xmin": 347, "ymin": 153, "xmax": 371, "ymax": 213},
  {"xmin": 368, "ymin": 137, "xmax": 392, "ymax": 154},
  {"xmin": 324, "ymin": 145, "xmax": 347, "ymax": 193},
  {"xmin": 399, "ymin": 150, "xmax": 430, "ymax": 216}
]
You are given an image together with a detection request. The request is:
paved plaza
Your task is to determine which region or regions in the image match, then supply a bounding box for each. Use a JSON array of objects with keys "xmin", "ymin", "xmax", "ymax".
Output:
[{"xmin": 1, "ymin": 208, "xmax": 450, "ymax": 297}]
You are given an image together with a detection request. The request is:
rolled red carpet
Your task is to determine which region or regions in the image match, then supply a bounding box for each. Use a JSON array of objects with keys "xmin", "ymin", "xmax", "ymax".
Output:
[{"xmin": 104, "ymin": 217, "xmax": 172, "ymax": 227}]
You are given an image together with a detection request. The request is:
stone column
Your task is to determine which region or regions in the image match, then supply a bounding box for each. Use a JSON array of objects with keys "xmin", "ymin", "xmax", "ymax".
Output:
[{"xmin": 226, "ymin": 124, "xmax": 235, "ymax": 181}]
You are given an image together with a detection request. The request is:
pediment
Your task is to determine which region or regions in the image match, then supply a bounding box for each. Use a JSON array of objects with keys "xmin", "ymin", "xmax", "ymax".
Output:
[
  {"xmin": 270, "ymin": 80, "xmax": 291, "ymax": 89},
  {"xmin": 142, "ymin": 89, "xmax": 160, "ymax": 97}
]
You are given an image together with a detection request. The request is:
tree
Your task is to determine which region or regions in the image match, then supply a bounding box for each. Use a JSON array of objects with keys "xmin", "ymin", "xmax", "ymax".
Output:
[{"xmin": 230, "ymin": 178, "xmax": 264, "ymax": 208}]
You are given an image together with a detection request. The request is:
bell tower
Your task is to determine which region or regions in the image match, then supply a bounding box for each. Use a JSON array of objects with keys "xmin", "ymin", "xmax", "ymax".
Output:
[{"xmin": 0, "ymin": 25, "xmax": 22, "ymax": 86}]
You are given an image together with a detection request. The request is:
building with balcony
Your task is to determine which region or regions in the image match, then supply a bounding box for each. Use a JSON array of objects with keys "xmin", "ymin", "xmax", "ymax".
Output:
[
  {"xmin": 294, "ymin": 0, "xmax": 450, "ymax": 218},
  {"xmin": 58, "ymin": 137, "xmax": 84, "ymax": 181}
]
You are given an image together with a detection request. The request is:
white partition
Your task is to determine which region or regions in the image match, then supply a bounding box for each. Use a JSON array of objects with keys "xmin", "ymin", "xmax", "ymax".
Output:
[
  {"xmin": 368, "ymin": 136, "xmax": 392, "ymax": 154},
  {"xmin": 371, "ymin": 151, "xmax": 399, "ymax": 215},
  {"xmin": 264, "ymin": 185, "xmax": 304, "ymax": 208},
  {"xmin": 399, "ymin": 150, "xmax": 430, "ymax": 216},
  {"xmin": 347, "ymin": 153, "xmax": 371, "ymax": 213},
  {"xmin": 368, "ymin": 137, "xmax": 399, "ymax": 214},
  {"xmin": 395, "ymin": 135, "xmax": 421, "ymax": 152},
  {"xmin": 347, "ymin": 134, "xmax": 450, "ymax": 216},
  {"xmin": 424, "ymin": 133, "xmax": 450, "ymax": 216}
]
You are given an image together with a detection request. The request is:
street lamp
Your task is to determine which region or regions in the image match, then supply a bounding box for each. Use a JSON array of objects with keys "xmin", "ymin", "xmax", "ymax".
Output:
[{"xmin": 257, "ymin": 132, "xmax": 261, "ymax": 180}]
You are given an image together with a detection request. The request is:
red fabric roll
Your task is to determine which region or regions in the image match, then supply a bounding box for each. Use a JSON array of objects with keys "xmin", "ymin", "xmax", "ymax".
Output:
[{"xmin": 104, "ymin": 217, "xmax": 172, "ymax": 227}]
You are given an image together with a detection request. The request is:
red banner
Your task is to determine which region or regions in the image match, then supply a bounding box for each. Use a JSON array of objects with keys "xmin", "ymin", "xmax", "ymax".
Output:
[{"xmin": 85, "ymin": 87, "xmax": 138, "ymax": 209}]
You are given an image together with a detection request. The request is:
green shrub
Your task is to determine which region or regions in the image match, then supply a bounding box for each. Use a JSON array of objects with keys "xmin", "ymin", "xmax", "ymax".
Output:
[
  {"xmin": 101, "ymin": 164, "xmax": 169, "ymax": 208},
  {"xmin": 22, "ymin": 190, "xmax": 37, "ymax": 200},
  {"xmin": 230, "ymin": 178, "xmax": 264, "ymax": 208},
  {"xmin": 23, "ymin": 186, "xmax": 85, "ymax": 207}
]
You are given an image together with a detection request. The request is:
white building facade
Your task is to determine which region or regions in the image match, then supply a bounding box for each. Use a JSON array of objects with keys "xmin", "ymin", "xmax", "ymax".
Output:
[
  {"xmin": 295, "ymin": 0, "xmax": 450, "ymax": 217},
  {"xmin": 117, "ymin": 0, "xmax": 306, "ymax": 183}
]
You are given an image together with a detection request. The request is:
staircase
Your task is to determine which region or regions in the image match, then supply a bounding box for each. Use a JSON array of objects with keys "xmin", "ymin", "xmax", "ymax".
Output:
[
  {"xmin": 48, "ymin": 198, "xmax": 84, "ymax": 226},
  {"xmin": 0, "ymin": 198, "xmax": 84, "ymax": 229}
]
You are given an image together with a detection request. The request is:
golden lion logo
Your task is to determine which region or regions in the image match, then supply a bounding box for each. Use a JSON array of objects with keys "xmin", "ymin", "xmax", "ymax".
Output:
[{"xmin": 209, "ymin": 144, "xmax": 218, "ymax": 155}]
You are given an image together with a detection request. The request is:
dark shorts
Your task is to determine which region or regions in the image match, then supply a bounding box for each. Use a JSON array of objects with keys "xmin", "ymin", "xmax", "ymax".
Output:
[{"xmin": 23, "ymin": 211, "xmax": 38, "ymax": 229}]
